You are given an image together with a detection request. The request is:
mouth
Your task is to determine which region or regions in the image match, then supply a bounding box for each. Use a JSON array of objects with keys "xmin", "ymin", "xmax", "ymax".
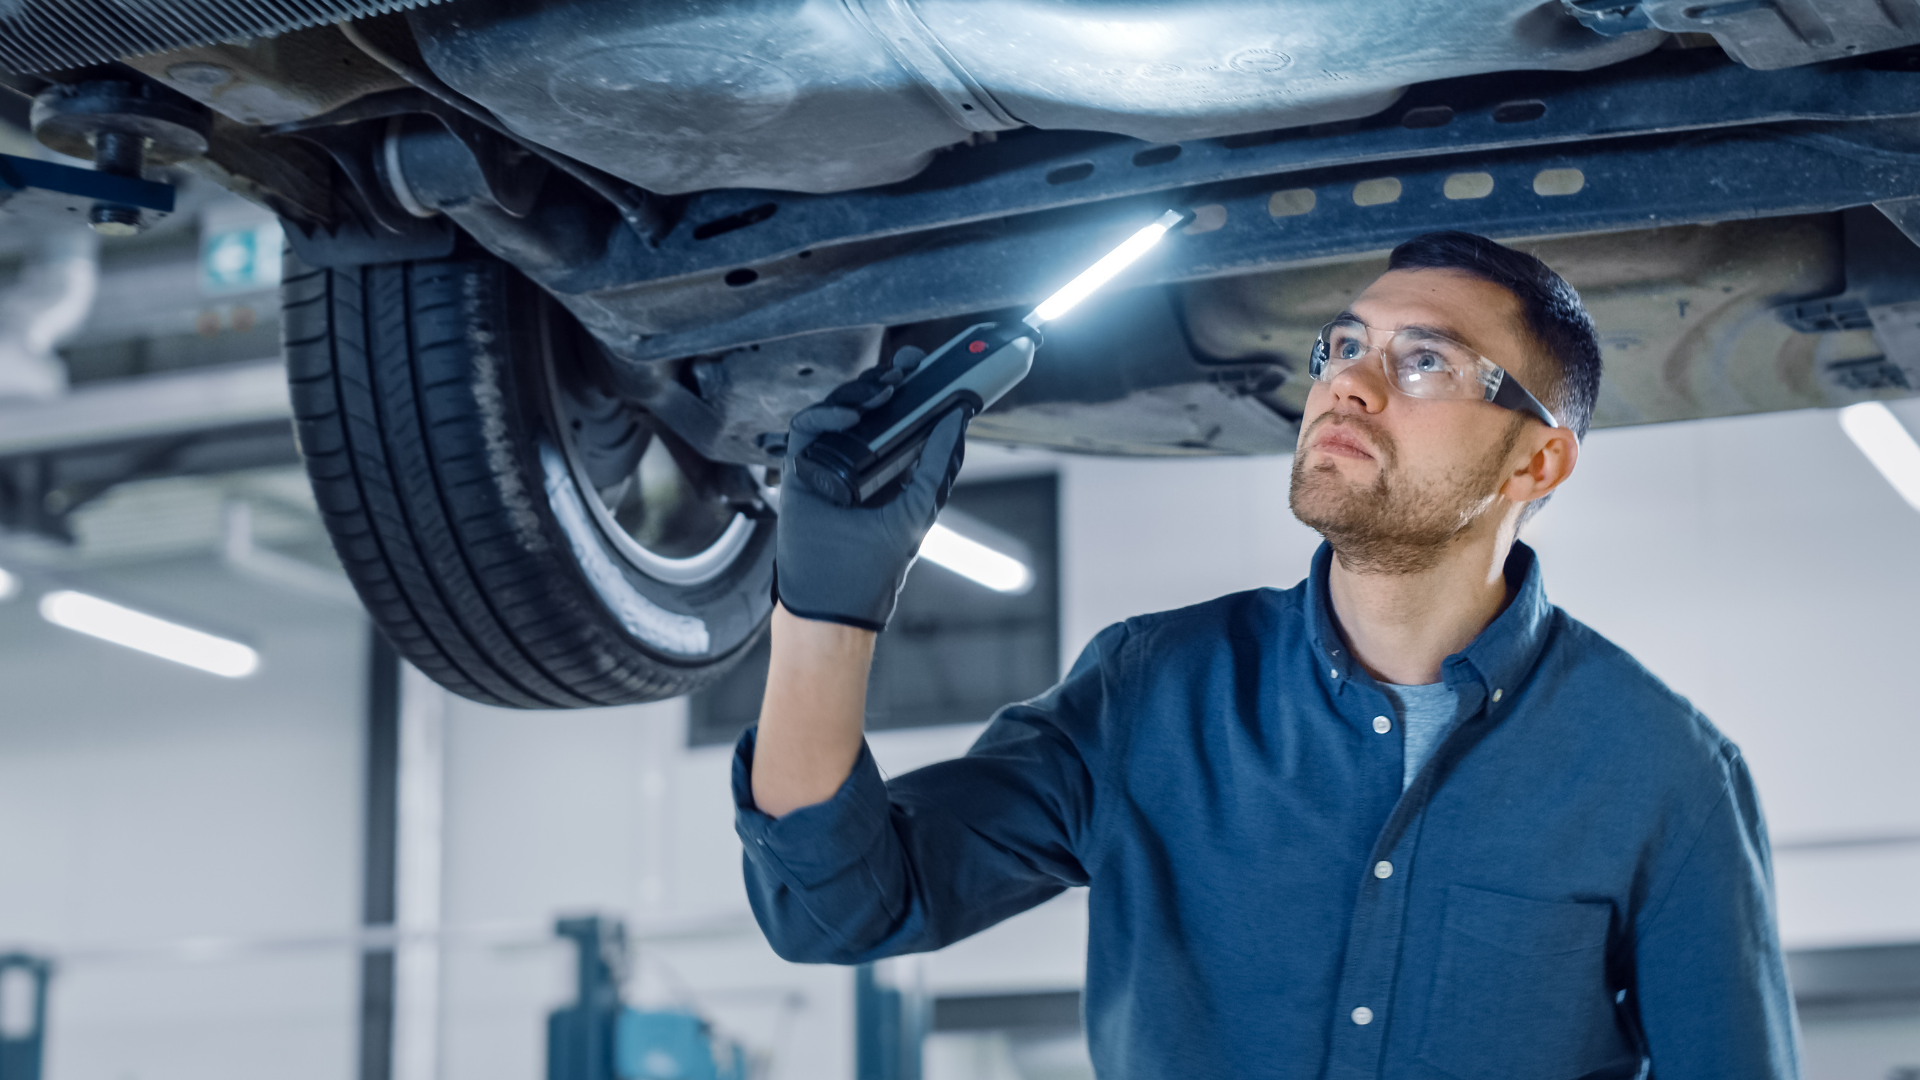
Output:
[{"xmin": 1309, "ymin": 424, "xmax": 1377, "ymax": 462}]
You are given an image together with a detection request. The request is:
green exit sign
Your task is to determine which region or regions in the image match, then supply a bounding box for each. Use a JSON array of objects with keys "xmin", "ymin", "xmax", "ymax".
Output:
[{"xmin": 199, "ymin": 219, "xmax": 284, "ymax": 294}]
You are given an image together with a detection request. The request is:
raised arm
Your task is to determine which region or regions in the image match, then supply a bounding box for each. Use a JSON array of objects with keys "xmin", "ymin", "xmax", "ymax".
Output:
[
  {"xmin": 734, "ymin": 624, "xmax": 1113, "ymax": 963},
  {"xmin": 738, "ymin": 358, "xmax": 1102, "ymax": 962},
  {"xmin": 751, "ymin": 351, "xmax": 960, "ymax": 816},
  {"xmin": 750, "ymin": 604, "xmax": 874, "ymax": 816}
]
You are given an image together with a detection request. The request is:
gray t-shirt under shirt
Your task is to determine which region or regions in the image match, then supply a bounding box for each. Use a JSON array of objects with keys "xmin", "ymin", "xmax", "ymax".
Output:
[{"xmin": 1380, "ymin": 681, "xmax": 1457, "ymax": 790}]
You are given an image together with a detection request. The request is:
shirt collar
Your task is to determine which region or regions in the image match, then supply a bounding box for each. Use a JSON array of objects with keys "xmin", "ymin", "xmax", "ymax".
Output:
[{"xmin": 1306, "ymin": 540, "xmax": 1553, "ymax": 699}]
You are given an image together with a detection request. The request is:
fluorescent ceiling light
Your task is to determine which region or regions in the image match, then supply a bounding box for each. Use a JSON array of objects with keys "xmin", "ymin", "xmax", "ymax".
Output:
[
  {"xmin": 1839, "ymin": 402, "xmax": 1920, "ymax": 512},
  {"xmin": 1026, "ymin": 209, "xmax": 1188, "ymax": 327},
  {"xmin": 0, "ymin": 565, "xmax": 16, "ymax": 602},
  {"xmin": 39, "ymin": 590, "xmax": 259, "ymax": 678},
  {"xmin": 920, "ymin": 523, "xmax": 1034, "ymax": 594}
]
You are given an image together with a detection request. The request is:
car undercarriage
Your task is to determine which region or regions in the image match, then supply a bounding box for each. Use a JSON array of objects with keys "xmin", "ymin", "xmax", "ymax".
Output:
[{"xmin": 3, "ymin": 0, "xmax": 1919, "ymax": 705}]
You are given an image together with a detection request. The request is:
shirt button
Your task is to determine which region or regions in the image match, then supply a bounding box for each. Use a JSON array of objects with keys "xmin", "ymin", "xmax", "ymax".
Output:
[
  {"xmin": 1330, "ymin": 668, "xmax": 1339, "ymax": 679},
  {"xmin": 1372, "ymin": 716, "xmax": 1392, "ymax": 734},
  {"xmin": 1352, "ymin": 1006, "xmax": 1374, "ymax": 1025},
  {"xmin": 1492, "ymin": 688, "xmax": 1504, "ymax": 702},
  {"xmin": 1374, "ymin": 860, "xmax": 1393, "ymax": 879}
]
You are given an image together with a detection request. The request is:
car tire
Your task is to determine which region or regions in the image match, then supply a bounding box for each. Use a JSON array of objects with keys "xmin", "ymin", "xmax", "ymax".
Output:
[{"xmin": 281, "ymin": 250, "xmax": 775, "ymax": 708}]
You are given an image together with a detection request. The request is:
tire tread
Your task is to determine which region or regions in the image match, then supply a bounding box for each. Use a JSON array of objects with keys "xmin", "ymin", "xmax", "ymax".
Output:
[{"xmin": 280, "ymin": 250, "xmax": 762, "ymax": 707}]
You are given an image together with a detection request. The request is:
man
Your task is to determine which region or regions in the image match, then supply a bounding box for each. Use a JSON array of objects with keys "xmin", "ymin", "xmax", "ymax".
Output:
[{"xmin": 735, "ymin": 231, "xmax": 1801, "ymax": 1078}]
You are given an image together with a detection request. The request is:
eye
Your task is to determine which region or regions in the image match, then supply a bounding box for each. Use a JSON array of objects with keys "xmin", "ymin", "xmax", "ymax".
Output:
[
  {"xmin": 1337, "ymin": 338, "xmax": 1365, "ymax": 361},
  {"xmin": 1410, "ymin": 350, "xmax": 1449, "ymax": 374}
]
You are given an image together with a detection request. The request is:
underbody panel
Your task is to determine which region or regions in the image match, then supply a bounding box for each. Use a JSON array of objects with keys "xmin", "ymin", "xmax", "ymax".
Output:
[
  {"xmin": 887, "ymin": 212, "xmax": 1882, "ymax": 455},
  {"xmin": 407, "ymin": 0, "xmax": 1660, "ymax": 195}
]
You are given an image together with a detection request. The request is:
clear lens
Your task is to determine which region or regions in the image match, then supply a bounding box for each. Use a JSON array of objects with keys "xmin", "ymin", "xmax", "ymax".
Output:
[
  {"xmin": 1385, "ymin": 332, "xmax": 1487, "ymax": 400},
  {"xmin": 1313, "ymin": 319, "xmax": 1501, "ymax": 403},
  {"xmin": 1315, "ymin": 319, "xmax": 1371, "ymax": 378},
  {"xmin": 1311, "ymin": 318, "xmax": 1552, "ymax": 423},
  {"xmin": 1325, "ymin": 321, "xmax": 1370, "ymax": 362}
]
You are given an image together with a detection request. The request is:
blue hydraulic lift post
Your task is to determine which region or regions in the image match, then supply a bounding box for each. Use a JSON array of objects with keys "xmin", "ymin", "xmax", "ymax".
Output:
[
  {"xmin": 549, "ymin": 916, "xmax": 625, "ymax": 1080},
  {"xmin": 358, "ymin": 629, "xmax": 402, "ymax": 1080},
  {"xmin": 0, "ymin": 953, "xmax": 51, "ymax": 1080},
  {"xmin": 856, "ymin": 962, "xmax": 927, "ymax": 1080}
]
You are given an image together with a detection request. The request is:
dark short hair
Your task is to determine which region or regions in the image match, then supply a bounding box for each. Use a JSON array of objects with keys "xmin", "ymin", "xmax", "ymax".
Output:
[{"xmin": 1386, "ymin": 231, "xmax": 1602, "ymax": 440}]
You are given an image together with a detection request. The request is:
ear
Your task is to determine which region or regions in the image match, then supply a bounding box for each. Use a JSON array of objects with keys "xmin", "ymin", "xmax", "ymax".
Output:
[{"xmin": 1501, "ymin": 425, "xmax": 1579, "ymax": 507}]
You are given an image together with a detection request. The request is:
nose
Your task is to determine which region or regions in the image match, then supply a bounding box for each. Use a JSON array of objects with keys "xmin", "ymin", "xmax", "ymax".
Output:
[{"xmin": 1326, "ymin": 346, "xmax": 1389, "ymax": 415}]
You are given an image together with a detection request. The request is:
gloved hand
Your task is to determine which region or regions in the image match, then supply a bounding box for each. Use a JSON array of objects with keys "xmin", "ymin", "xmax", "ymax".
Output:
[{"xmin": 775, "ymin": 347, "xmax": 966, "ymax": 631}]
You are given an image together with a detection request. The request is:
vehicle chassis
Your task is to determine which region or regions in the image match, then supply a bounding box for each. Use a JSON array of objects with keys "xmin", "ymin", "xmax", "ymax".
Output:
[{"xmin": 263, "ymin": 45, "xmax": 1920, "ymax": 466}]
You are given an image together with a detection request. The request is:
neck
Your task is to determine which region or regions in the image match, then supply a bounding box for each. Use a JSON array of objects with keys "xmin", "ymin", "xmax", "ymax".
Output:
[{"xmin": 1326, "ymin": 530, "xmax": 1516, "ymax": 686}]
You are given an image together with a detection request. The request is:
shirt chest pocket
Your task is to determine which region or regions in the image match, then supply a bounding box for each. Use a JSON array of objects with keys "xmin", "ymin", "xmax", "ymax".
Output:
[{"xmin": 1419, "ymin": 885, "xmax": 1638, "ymax": 1080}]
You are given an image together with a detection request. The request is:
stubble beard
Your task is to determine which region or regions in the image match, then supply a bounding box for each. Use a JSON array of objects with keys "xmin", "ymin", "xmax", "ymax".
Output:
[{"xmin": 1288, "ymin": 413, "xmax": 1519, "ymax": 575}]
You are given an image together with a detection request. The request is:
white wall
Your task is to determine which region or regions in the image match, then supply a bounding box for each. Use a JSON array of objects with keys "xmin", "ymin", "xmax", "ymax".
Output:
[{"xmin": 0, "ymin": 558, "xmax": 365, "ymax": 1080}]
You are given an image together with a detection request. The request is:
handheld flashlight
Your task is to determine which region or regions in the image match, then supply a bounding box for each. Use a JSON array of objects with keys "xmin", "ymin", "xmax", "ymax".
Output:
[{"xmin": 795, "ymin": 208, "xmax": 1191, "ymax": 506}]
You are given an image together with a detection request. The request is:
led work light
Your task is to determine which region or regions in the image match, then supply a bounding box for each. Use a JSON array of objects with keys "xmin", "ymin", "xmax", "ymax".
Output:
[{"xmin": 795, "ymin": 209, "xmax": 1191, "ymax": 507}]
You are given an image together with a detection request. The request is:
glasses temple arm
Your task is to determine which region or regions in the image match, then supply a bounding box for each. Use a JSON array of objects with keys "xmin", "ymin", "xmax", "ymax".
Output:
[{"xmin": 1490, "ymin": 371, "xmax": 1560, "ymax": 429}]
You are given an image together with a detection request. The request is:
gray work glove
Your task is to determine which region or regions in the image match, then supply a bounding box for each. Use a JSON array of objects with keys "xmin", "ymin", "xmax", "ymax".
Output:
[{"xmin": 775, "ymin": 347, "xmax": 966, "ymax": 631}]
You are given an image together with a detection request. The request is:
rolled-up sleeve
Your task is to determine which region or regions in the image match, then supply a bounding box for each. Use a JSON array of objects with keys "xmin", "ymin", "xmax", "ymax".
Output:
[
  {"xmin": 1632, "ymin": 751, "xmax": 1802, "ymax": 1079},
  {"xmin": 733, "ymin": 623, "xmax": 1124, "ymax": 964}
]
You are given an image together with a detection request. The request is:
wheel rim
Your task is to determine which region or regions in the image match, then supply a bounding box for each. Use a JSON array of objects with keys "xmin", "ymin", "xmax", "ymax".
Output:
[
  {"xmin": 542, "ymin": 318, "xmax": 758, "ymax": 588},
  {"xmin": 592, "ymin": 475, "xmax": 757, "ymax": 587}
]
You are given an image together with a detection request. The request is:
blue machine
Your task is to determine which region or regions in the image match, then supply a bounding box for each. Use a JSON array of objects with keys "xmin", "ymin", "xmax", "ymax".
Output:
[
  {"xmin": 616, "ymin": 1010, "xmax": 746, "ymax": 1080},
  {"xmin": 0, "ymin": 954, "xmax": 50, "ymax": 1080},
  {"xmin": 547, "ymin": 917, "xmax": 746, "ymax": 1080}
]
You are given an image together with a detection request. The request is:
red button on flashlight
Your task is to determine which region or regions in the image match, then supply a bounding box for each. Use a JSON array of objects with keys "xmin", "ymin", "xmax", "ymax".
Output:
[{"xmin": 968, "ymin": 340, "xmax": 987, "ymax": 353}]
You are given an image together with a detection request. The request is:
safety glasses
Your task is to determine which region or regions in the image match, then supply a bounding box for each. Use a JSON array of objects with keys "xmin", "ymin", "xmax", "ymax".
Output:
[{"xmin": 1309, "ymin": 316, "xmax": 1559, "ymax": 429}]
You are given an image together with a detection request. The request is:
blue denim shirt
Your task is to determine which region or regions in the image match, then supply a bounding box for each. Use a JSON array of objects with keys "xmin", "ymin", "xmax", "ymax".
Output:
[{"xmin": 733, "ymin": 542, "xmax": 1800, "ymax": 1079}]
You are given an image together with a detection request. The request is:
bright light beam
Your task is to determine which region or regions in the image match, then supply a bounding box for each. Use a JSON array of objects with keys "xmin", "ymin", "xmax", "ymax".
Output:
[
  {"xmin": 1025, "ymin": 209, "xmax": 1189, "ymax": 327},
  {"xmin": 39, "ymin": 590, "xmax": 260, "ymax": 677},
  {"xmin": 920, "ymin": 523, "xmax": 1034, "ymax": 594},
  {"xmin": 1839, "ymin": 402, "xmax": 1920, "ymax": 512}
]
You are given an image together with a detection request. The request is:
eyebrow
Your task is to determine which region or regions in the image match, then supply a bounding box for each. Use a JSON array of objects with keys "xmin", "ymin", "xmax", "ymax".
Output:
[{"xmin": 1336, "ymin": 311, "xmax": 1473, "ymax": 346}]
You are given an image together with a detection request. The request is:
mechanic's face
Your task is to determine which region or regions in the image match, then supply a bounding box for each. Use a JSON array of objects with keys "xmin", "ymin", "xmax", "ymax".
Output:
[{"xmin": 1288, "ymin": 269, "xmax": 1565, "ymax": 574}]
